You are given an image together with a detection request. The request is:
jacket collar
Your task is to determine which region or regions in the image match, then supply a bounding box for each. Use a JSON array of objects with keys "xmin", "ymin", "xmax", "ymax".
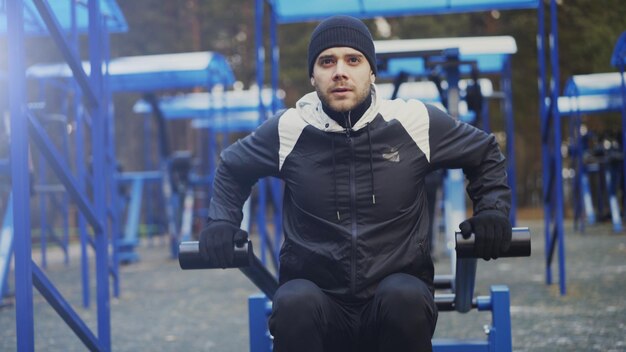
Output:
[{"xmin": 296, "ymin": 84, "xmax": 381, "ymax": 133}]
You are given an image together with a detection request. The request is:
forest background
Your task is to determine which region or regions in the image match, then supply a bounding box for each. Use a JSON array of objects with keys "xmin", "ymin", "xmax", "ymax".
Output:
[{"xmin": 3, "ymin": 0, "xmax": 626, "ymax": 212}]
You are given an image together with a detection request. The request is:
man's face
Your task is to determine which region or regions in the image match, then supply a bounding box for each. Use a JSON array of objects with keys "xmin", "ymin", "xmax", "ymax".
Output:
[{"xmin": 311, "ymin": 47, "xmax": 375, "ymax": 113}]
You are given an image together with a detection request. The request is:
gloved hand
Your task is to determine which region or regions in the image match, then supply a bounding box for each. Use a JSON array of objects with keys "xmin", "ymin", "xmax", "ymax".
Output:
[
  {"xmin": 459, "ymin": 210, "xmax": 512, "ymax": 261},
  {"xmin": 199, "ymin": 220, "xmax": 248, "ymax": 268}
]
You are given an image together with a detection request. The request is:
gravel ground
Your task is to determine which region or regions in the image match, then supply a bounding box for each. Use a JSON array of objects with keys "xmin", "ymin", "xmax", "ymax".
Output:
[{"xmin": 1, "ymin": 219, "xmax": 625, "ymax": 351}]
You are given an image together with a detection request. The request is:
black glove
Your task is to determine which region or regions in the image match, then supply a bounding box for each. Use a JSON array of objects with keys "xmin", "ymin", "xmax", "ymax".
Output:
[
  {"xmin": 459, "ymin": 210, "xmax": 512, "ymax": 261},
  {"xmin": 198, "ymin": 220, "xmax": 248, "ymax": 268}
]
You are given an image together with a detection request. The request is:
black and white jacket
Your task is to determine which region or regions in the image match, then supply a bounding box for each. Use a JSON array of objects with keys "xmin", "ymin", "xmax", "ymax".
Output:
[{"xmin": 208, "ymin": 85, "xmax": 511, "ymax": 301}]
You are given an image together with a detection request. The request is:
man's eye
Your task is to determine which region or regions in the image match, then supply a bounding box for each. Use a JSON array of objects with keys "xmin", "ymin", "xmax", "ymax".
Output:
[
  {"xmin": 348, "ymin": 57, "xmax": 361, "ymax": 63},
  {"xmin": 321, "ymin": 58, "xmax": 334, "ymax": 65}
]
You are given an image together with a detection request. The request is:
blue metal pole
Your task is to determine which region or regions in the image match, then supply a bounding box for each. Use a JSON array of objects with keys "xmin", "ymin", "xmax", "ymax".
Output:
[
  {"xmin": 502, "ymin": 57, "xmax": 517, "ymax": 226},
  {"xmin": 489, "ymin": 286, "xmax": 512, "ymax": 352},
  {"xmin": 269, "ymin": 4, "xmax": 283, "ymax": 265},
  {"xmin": 270, "ymin": 7, "xmax": 279, "ymax": 116},
  {"xmin": 256, "ymin": 0, "xmax": 265, "ymax": 97},
  {"xmin": 7, "ymin": 0, "xmax": 36, "ymax": 350},
  {"xmin": 248, "ymin": 294, "xmax": 273, "ymax": 352},
  {"xmin": 70, "ymin": 0, "xmax": 90, "ymax": 308},
  {"xmin": 89, "ymin": 0, "xmax": 111, "ymax": 348},
  {"xmin": 38, "ymin": 147, "xmax": 49, "ymax": 268},
  {"xmin": 536, "ymin": 1, "xmax": 553, "ymax": 287},
  {"xmin": 442, "ymin": 49, "xmax": 466, "ymax": 272},
  {"xmin": 618, "ymin": 63, "xmax": 626, "ymax": 224},
  {"xmin": 60, "ymin": 103, "xmax": 71, "ymax": 266},
  {"xmin": 76, "ymin": 103, "xmax": 90, "ymax": 308},
  {"xmin": 102, "ymin": 18, "xmax": 120, "ymax": 298},
  {"xmin": 255, "ymin": 0, "xmax": 270, "ymax": 266},
  {"xmin": 549, "ymin": 0, "xmax": 566, "ymax": 295}
]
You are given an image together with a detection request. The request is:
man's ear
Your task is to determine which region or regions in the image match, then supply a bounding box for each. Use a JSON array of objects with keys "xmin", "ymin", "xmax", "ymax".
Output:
[
  {"xmin": 370, "ymin": 72, "xmax": 376, "ymax": 83},
  {"xmin": 310, "ymin": 77, "xmax": 315, "ymax": 86}
]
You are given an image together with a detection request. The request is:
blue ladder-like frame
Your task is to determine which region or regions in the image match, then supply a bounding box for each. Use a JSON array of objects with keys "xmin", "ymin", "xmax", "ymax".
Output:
[{"xmin": 8, "ymin": 0, "xmax": 116, "ymax": 350}]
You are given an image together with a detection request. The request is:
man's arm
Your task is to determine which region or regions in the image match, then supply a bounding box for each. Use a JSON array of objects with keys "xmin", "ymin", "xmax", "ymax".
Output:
[
  {"xmin": 199, "ymin": 114, "xmax": 282, "ymax": 268},
  {"xmin": 208, "ymin": 114, "xmax": 282, "ymax": 226},
  {"xmin": 425, "ymin": 104, "xmax": 511, "ymax": 260},
  {"xmin": 425, "ymin": 103, "xmax": 511, "ymax": 216}
]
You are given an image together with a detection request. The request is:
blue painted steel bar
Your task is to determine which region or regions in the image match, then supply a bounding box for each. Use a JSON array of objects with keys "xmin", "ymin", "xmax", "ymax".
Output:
[
  {"xmin": 31, "ymin": 263, "xmax": 101, "ymax": 351},
  {"xmin": 442, "ymin": 49, "xmax": 466, "ymax": 272},
  {"xmin": 70, "ymin": 0, "xmax": 90, "ymax": 307},
  {"xmin": 618, "ymin": 65, "xmax": 626, "ymax": 220},
  {"xmin": 72, "ymin": 81, "xmax": 91, "ymax": 308},
  {"xmin": 88, "ymin": 0, "xmax": 112, "ymax": 348},
  {"xmin": 270, "ymin": 0, "xmax": 539, "ymax": 24},
  {"xmin": 536, "ymin": 0, "xmax": 554, "ymax": 289},
  {"xmin": 102, "ymin": 19, "xmax": 120, "ymax": 298},
  {"xmin": 604, "ymin": 166, "xmax": 622, "ymax": 232},
  {"xmin": 580, "ymin": 171, "xmax": 596, "ymax": 225},
  {"xmin": 487, "ymin": 286, "xmax": 512, "ymax": 351},
  {"xmin": 27, "ymin": 113, "xmax": 103, "ymax": 235},
  {"xmin": 268, "ymin": 9, "xmax": 284, "ymax": 259},
  {"xmin": 433, "ymin": 342, "xmax": 488, "ymax": 352},
  {"xmin": 270, "ymin": 6, "xmax": 280, "ymax": 116},
  {"xmin": 613, "ymin": 33, "xmax": 626, "ymax": 221},
  {"xmin": 0, "ymin": 193, "xmax": 13, "ymax": 307},
  {"xmin": 31, "ymin": 0, "xmax": 98, "ymax": 107},
  {"xmin": 74, "ymin": 85, "xmax": 91, "ymax": 308},
  {"xmin": 248, "ymin": 294, "xmax": 273, "ymax": 352},
  {"xmin": 502, "ymin": 57, "xmax": 517, "ymax": 226},
  {"xmin": 254, "ymin": 0, "xmax": 276, "ymax": 268},
  {"xmin": 118, "ymin": 178, "xmax": 143, "ymax": 263},
  {"xmin": 7, "ymin": 0, "xmax": 36, "ymax": 349},
  {"xmin": 549, "ymin": 0, "xmax": 566, "ymax": 296},
  {"xmin": 38, "ymin": 147, "xmax": 49, "ymax": 268}
]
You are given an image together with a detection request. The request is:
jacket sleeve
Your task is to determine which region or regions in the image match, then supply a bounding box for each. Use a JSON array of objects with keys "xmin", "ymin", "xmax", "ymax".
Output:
[
  {"xmin": 207, "ymin": 114, "xmax": 282, "ymax": 225},
  {"xmin": 425, "ymin": 104, "xmax": 511, "ymax": 216}
]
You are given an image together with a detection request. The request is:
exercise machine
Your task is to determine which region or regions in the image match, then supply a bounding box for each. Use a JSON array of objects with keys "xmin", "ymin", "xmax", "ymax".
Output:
[{"xmin": 179, "ymin": 228, "xmax": 531, "ymax": 352}]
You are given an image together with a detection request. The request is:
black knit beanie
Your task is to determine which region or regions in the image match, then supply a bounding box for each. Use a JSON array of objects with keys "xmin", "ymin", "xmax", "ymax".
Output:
[{"xmin": 307, "ymin": 15, "xmax": 377, "ymax": 77}]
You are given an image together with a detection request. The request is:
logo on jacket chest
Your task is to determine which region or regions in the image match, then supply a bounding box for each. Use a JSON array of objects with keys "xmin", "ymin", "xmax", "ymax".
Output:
[{"xmin": 382, "ymin": 146, "xmax": 400, "ymax": 163}]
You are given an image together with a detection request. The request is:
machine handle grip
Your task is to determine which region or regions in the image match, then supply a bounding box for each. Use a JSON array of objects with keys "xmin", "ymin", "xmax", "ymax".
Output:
[
  {"xmin": 178, "ymin": 240, "xmax": 250, "ymax": 270},
  {"xmin": 455, "ymin": 227, "xmax": 531, "ymax": 258}
]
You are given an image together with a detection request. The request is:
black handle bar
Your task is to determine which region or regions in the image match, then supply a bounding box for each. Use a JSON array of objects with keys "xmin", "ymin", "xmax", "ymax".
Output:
[
  {"xmin": 179, "ymin": 227, "xmax": 531, "ymax": 303},
  {"xmin": 455, "ymin": 227, "xmax": 531, "ymax": 258}
]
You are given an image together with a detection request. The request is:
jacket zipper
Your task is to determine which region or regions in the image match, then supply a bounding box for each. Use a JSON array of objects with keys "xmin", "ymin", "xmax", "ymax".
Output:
[{"xmin": 344, "ymin": 112, "xmax": 358, "ymax": 296}]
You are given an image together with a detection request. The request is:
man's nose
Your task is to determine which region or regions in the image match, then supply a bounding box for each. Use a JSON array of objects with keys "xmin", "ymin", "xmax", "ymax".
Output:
[{"xmin": 332, "ymin": 61, "xmax": 348, "ymax": 80}]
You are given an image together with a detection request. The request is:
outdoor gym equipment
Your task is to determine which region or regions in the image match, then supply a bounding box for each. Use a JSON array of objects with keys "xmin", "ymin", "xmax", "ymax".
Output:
[{"xmin": 179, "ymin": 227, "xmax": 531, "ymax": 352}]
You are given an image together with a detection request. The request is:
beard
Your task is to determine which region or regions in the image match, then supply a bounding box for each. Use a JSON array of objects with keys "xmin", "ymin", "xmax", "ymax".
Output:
[{"xmin": 315, "ymin": 83, "xmax": 371, "ymax": 113}]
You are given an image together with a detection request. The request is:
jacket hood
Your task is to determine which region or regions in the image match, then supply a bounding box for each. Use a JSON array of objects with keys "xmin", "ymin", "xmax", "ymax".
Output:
[{"xmin": 296, "ymin": 84, "xmax": 381, "ymax": 133}]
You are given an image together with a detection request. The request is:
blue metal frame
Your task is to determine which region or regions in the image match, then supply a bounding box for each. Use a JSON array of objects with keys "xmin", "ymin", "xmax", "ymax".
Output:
[
  {"xmin": 8, "ymin": 0, "xmax": 117, "ymax": 350},
  {"xmin": 0, "ymin": 0, "xmax": 127, "ymax": 35},
  {"xmin": 536, "ymin": 0, "xmax": 566, "ymax": 295},
  {"xmin": 258, "ymin": 2, "xmax": 536, "ymax": 272},
  {"xmin": 7, "ymin": 2, "xmax": 36, "ymax": 350},
  {"xmin": 268, "ymin": 0, "xmax": 539, "ymax": 24},
  {"xmin": 248, "ymin": 286, "xmax": 515, "ymax": 352},
  {"xmin": 560, "ymin": 73, "xmax": 626, "ymax": 233}
]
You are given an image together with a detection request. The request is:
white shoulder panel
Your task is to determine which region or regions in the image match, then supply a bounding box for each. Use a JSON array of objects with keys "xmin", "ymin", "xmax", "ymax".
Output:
[
  {"xmin": 278, "ymin": 108, "xmax": 309, "ymax": 171},
  {"xmin": 378, "ymin": 99, "xmax": 431, "ymax": 162}
]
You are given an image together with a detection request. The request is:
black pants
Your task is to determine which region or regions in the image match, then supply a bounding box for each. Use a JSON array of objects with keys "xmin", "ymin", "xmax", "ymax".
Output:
[{"xmin": 268, "ymin": 273, "xmax": 438, "ymax": 352}]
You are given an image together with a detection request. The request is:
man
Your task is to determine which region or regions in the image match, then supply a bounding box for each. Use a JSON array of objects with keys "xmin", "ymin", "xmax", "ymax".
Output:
[{"xmin": 200, "ymin": 15, "xmax": 512, "ymax": 352}]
